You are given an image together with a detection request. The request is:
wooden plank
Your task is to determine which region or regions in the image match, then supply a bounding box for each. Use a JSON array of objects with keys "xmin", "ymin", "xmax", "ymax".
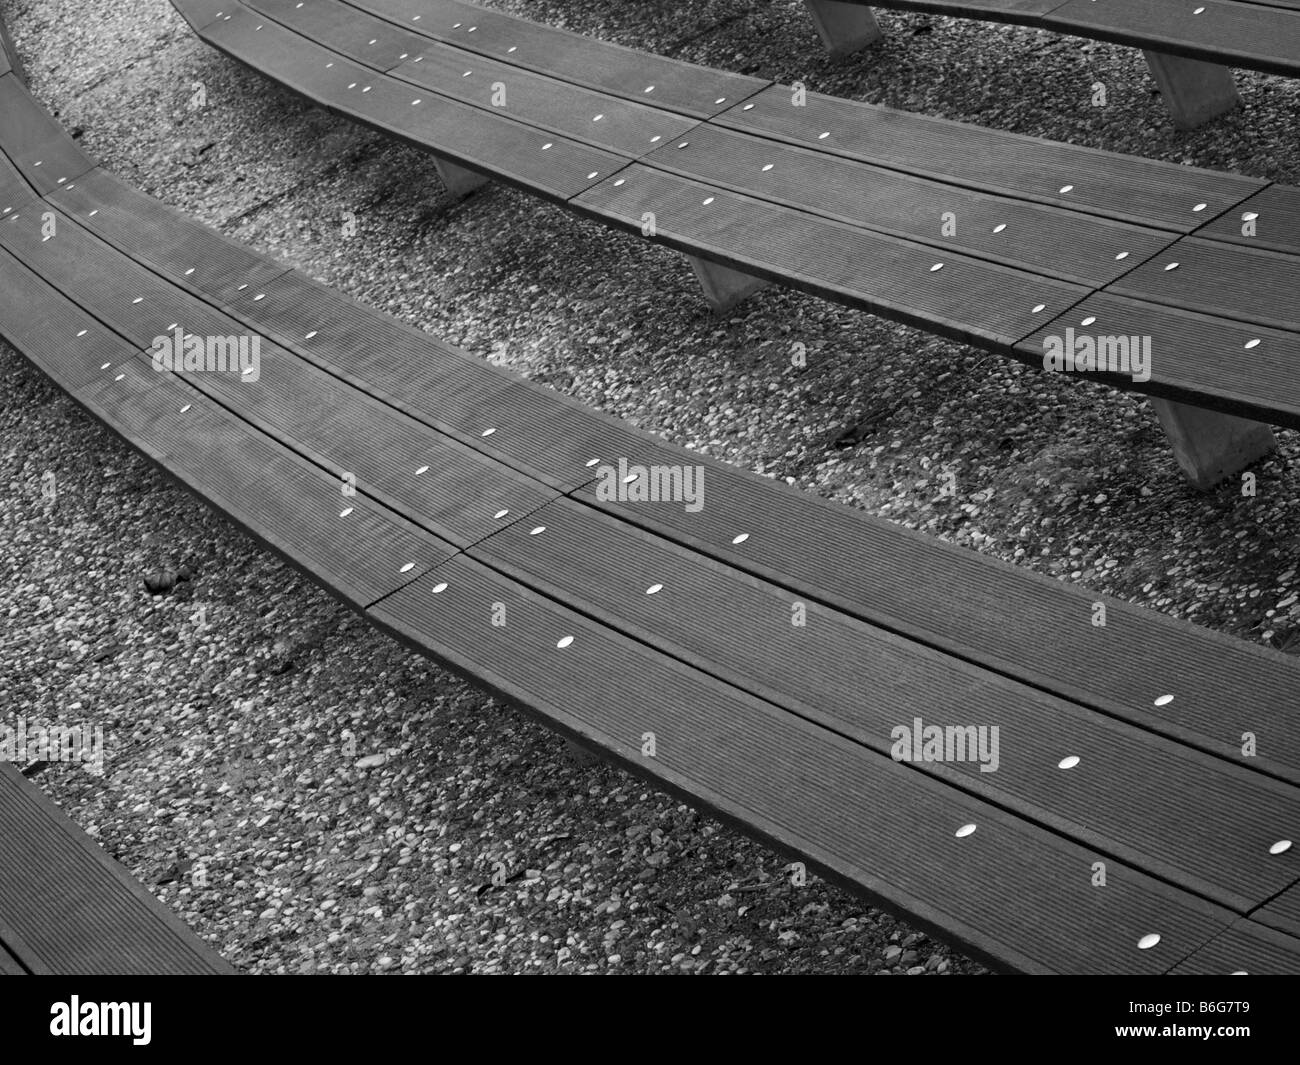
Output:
[
  {"xmin": 219, "ymin": 272, "xmax": 652, "ymax": 493},
  {"xmin": 813, "ymin": 1, "xmax": 1300, "ymax": 78},
  {"xmin": 558, "ymin": 444, "xmax": 1300, "ymax": 788},
  {"xmin": 171, "ymin": 0, "xmax": 236, "ymax": 32},
  {"xmin": 1016, "ymin": 293, "xmax": 1300, "ymax": 428},
  {"xmin": 243, "ymin": 0, "xmax": 698, "ymax": 157},
  {"xmin": 247, "ymin": 0, "xmax": 433, "ymax": 71},
  {"xmin": 1255, "ymin": 880, "xmax": 1300, "ymax": 939},
  {"xmin": 0, "ymin": 202, "xmax": 558, "ymax": 549},
  {"xmin": 833, "ymin": 0, "xmax": 1064, "ymax": 20},
  {"xmin": 0, "ymin": 76, "xmax": 95, "ymax": 194},
  {"xmin": 1170, "ymin": 918, "xmax": 1300, "ymax": 975},
  {"xmin": 1107, "ymin": 237, "xmax": 1300, "ymax": 334},
  {"xmin": 0, "ymin": 141, "xmax": 38, "ymax": 207},
  {"xmin": 47, "ymin": 168, "xmax": 292, "ymax": 304},
  {"xmin": 198, "ymin": 7, "xmax": 626, "ymax": 201},
  {"xmin": 337, "ymin": 0, "xmax": 770, "ymax": 119},
  {"xmin": 0, "ymin": 246, "xmax": 134, "ymax": 394},
  {"xmin": 0, "ymin": 942, "xmax": 27, "ymax": 975},
  {"xmin": 1047, "ymin": 0, "xmax": 1300, "ymax": 78},
  {"xmin": 713, "ymin": 84, "xmax": 1262, "ymax": 231},
  {"xmin": 1195, "ymin": 184, "xmax": 1300, "ymax": 258},
  {"xmin": 0, "ymin": 764, "xmax": 234, "ymax": 974},
  {"xmin": 368, "ymin": 556, "xmax": 1237, "ymax": 974},
  {"xmin": 638, "ymin": 121, "xmax": 1175, "ymax": 287},
  {"xmin": 78, "ymin": 355, "xmax": 452, "ymax": 608},
  {"xmin": 572, "ymin": 163, "xmax": 1088, "ymax": 349},
  {"xmin": 468, "ymin": 496, "xmax": 1300, "ymax": 912}
]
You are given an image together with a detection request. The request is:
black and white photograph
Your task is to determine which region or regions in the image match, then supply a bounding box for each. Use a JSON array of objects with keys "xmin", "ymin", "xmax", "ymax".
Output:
[{"xmin": 0, "ymin": 0, "xmax": 1297, "ymax": 1040}]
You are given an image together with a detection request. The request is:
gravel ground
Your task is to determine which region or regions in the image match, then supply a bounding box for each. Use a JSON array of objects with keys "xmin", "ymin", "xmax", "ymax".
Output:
[{"xmin": 2, "ymin": 0, "xmax": 1299, "ymax": 975}]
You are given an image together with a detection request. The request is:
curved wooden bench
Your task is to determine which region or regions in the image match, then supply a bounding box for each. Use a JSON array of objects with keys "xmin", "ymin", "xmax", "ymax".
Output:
[
  {"xmin": 799, "ymin": 0, "xmax": 1300, "ymax": 128},
  {"xmin": 169, "ymin": 0, "xmax": 1300, "ymax": 492},
  {"xmin": 4, "ymin": 8, "xmax": 1300, "ymax": 973}
]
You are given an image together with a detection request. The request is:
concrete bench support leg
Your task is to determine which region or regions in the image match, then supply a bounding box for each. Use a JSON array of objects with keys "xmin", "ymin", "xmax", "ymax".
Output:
[
  {"xmin": 688, "ymin": 256, "xmax": 770, "ymax": 313},
  {"xmin": 803, "ymin": 0, "xmax": 883, "ymax": 57},
  {"xmin": 1142, "ymin": 50, "xmax": 1240, "ymax": 129},
  {"xmin": 433, "ymin": 157, "xmax": 489, "ymax": 199},
  {"xmin": 1150, "ymin": 398, "xmax": 1275, "ymax": 489}
]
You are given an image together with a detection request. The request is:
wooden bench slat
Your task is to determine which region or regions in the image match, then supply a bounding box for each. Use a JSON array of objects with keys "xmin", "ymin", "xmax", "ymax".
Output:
[
  {"xmin": 202, "ymin": 8, "xmax": 627, "ymax": 201},
  {"xmin": 0, "ymin": 200, "xmax": 559, "ymax": 551},
  {"xmin": 468, "ymin": 495, "xmax": 1300, "ymax": 913},
  {"xmin": 638, "ymin": 120, "xmax": 1176, "ymax": 287},
  {"xmin": 1108, "ymin": 237, "xmax": 1300, "ymax": 334},
  {"xmin": 1017, "ymin": 292, "xmax": 1300, "ymax": 427},
  {"xmin": 1046, "ymin": 0, "xmax": 1300, "ymax": 77},
  {"xmin": 244, "ymin": 0, "xmax": 699, "ymax": 157},
  {"xmin": 0, "ymin": 76, "xmax": 95, "ymax": 194},
  {"xmin": 0, "ymin": 765, "xmax": 233, "ymax": 974},
  {"xmin": 806, "ymin": 0, "xmax": 1300, "ymax": 79},
  {"xmin": 574, "ymin": 162, "xmax": 1089, "ymax": 347},
  {"xmin": 339, "ymin": 0, "xmax": 769, "ymax": 118},
  {"xmin": 1256, "ymin": 882, "xmax": 1300, "ymax": 940},
  {"xmin": 83, "ymin": 354, "xmax": 453, "ymax": 607},
  {"xmin": 1194, "ymin": 185, "xmax": 1300, "ymax": 258},
  {"xmin": 713, "ymin": 84, "xmax": 1262, "ymax": 232},
  {"xmin": 369, "ymin": 555, "xmax": 1242, "ymax": 974},
  {"xmin": 1169, "ymin": 917, "xmax": 1300, "ymax": 975}
]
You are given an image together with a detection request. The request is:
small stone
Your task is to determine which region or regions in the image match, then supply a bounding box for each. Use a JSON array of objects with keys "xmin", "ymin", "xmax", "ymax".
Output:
[{"xmin": 143, "ymin": 569, "xmax": 176, "ymax": 594}]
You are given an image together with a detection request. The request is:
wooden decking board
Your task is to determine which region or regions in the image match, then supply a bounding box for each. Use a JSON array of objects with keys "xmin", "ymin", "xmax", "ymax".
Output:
[
  {"xmin": 1194, "ymin": 185, "xmax": 1300, "ymax": 257},
  {"xmin": 0, "ymin": 144, "xmax": 38, "ymax": 206},
  {"xmin": 712, "ymin": 85, "xmax": 1263, "ymax": 233},
  {"xmin": 245, "ymin": 0, "xmax": 699, "ymax": 157},
  {"xmin": 829, "ymin": 0, "xmax": 1300, "ymax": 78},
  {"xmin": 0, "ymin": 201, "xmax": 229, "ymax": 345},
  {"xmin": 1045, "ymin": 0, "xmax": 1300, "ymax": 77},
  {"xmin": 246, "ymin": 0, "xmax": 435, "ymax": 72},
  {"xmin": 1107, "ymin": 237, "xmax": 1300, "ymax": 334},
  {"xmin": 1255, "ymin": 882, "xmax": 1300, "ymax": 939},
  {"xmin": 0, "ymin": 764, "xmax": 234, "ymax": 975},
  {"xmin": 561, "ymin": 454, "xmax": 1300, "ymax": 788},
  {"xmin": 1170, "ymin": 918, "xmax": 1300, "ymax": 975},
  {"xmin": 1016, "ymin": 293, "xmax": 1300, "ymax": 427},
  {"xmin": 148, "ymin": 340, "xmax": 563, "ymax": 550},
  {"xmin": 80, "ymin": 353, "xmax": 452, "ymax": 609},
  {"xmin": 573, "ymin": 163, "xmax": 1089, "ymax": 349},
  {"xmin": 215, "ymin": 272, "xmax": 646, "ymax": 493},
  {"xmin": 0, "ymin": 943, "xmax": 27, "ymax": 975},
  {"xmin": 467, "ymin": 496, "xmax": 1300, "ymax": 913},
  {"xmin": 339, "ymin": 0, "xmax": 771, "ymax": 119},
  {"xmin": 0, "ymin": 246, "xmax": 136, "ymax": 394},
  {"xmin": 368, "ymin": 556, "xmax": 1238, "ymax": 975},
  {"xmin": 0, "ymin": 75, "xmax": 96, "ymax": 195},
  {"xmin": 0, "ymin": 196, "xmax": 559, "ymax": 552},
  {"xmin": 48, "ymin": 168, "xmax": 293, "ymax": 305},
  {"xmin": 637, "ymin": 121, "xmax": 1177, "ymax": 288},
  {"xmin": 202, "ymin": 7, "xmax": 629, "ymax": 202},
  {"xmin": 172, "ymin": 0, "xmax": 236, "ymax": 32}
]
